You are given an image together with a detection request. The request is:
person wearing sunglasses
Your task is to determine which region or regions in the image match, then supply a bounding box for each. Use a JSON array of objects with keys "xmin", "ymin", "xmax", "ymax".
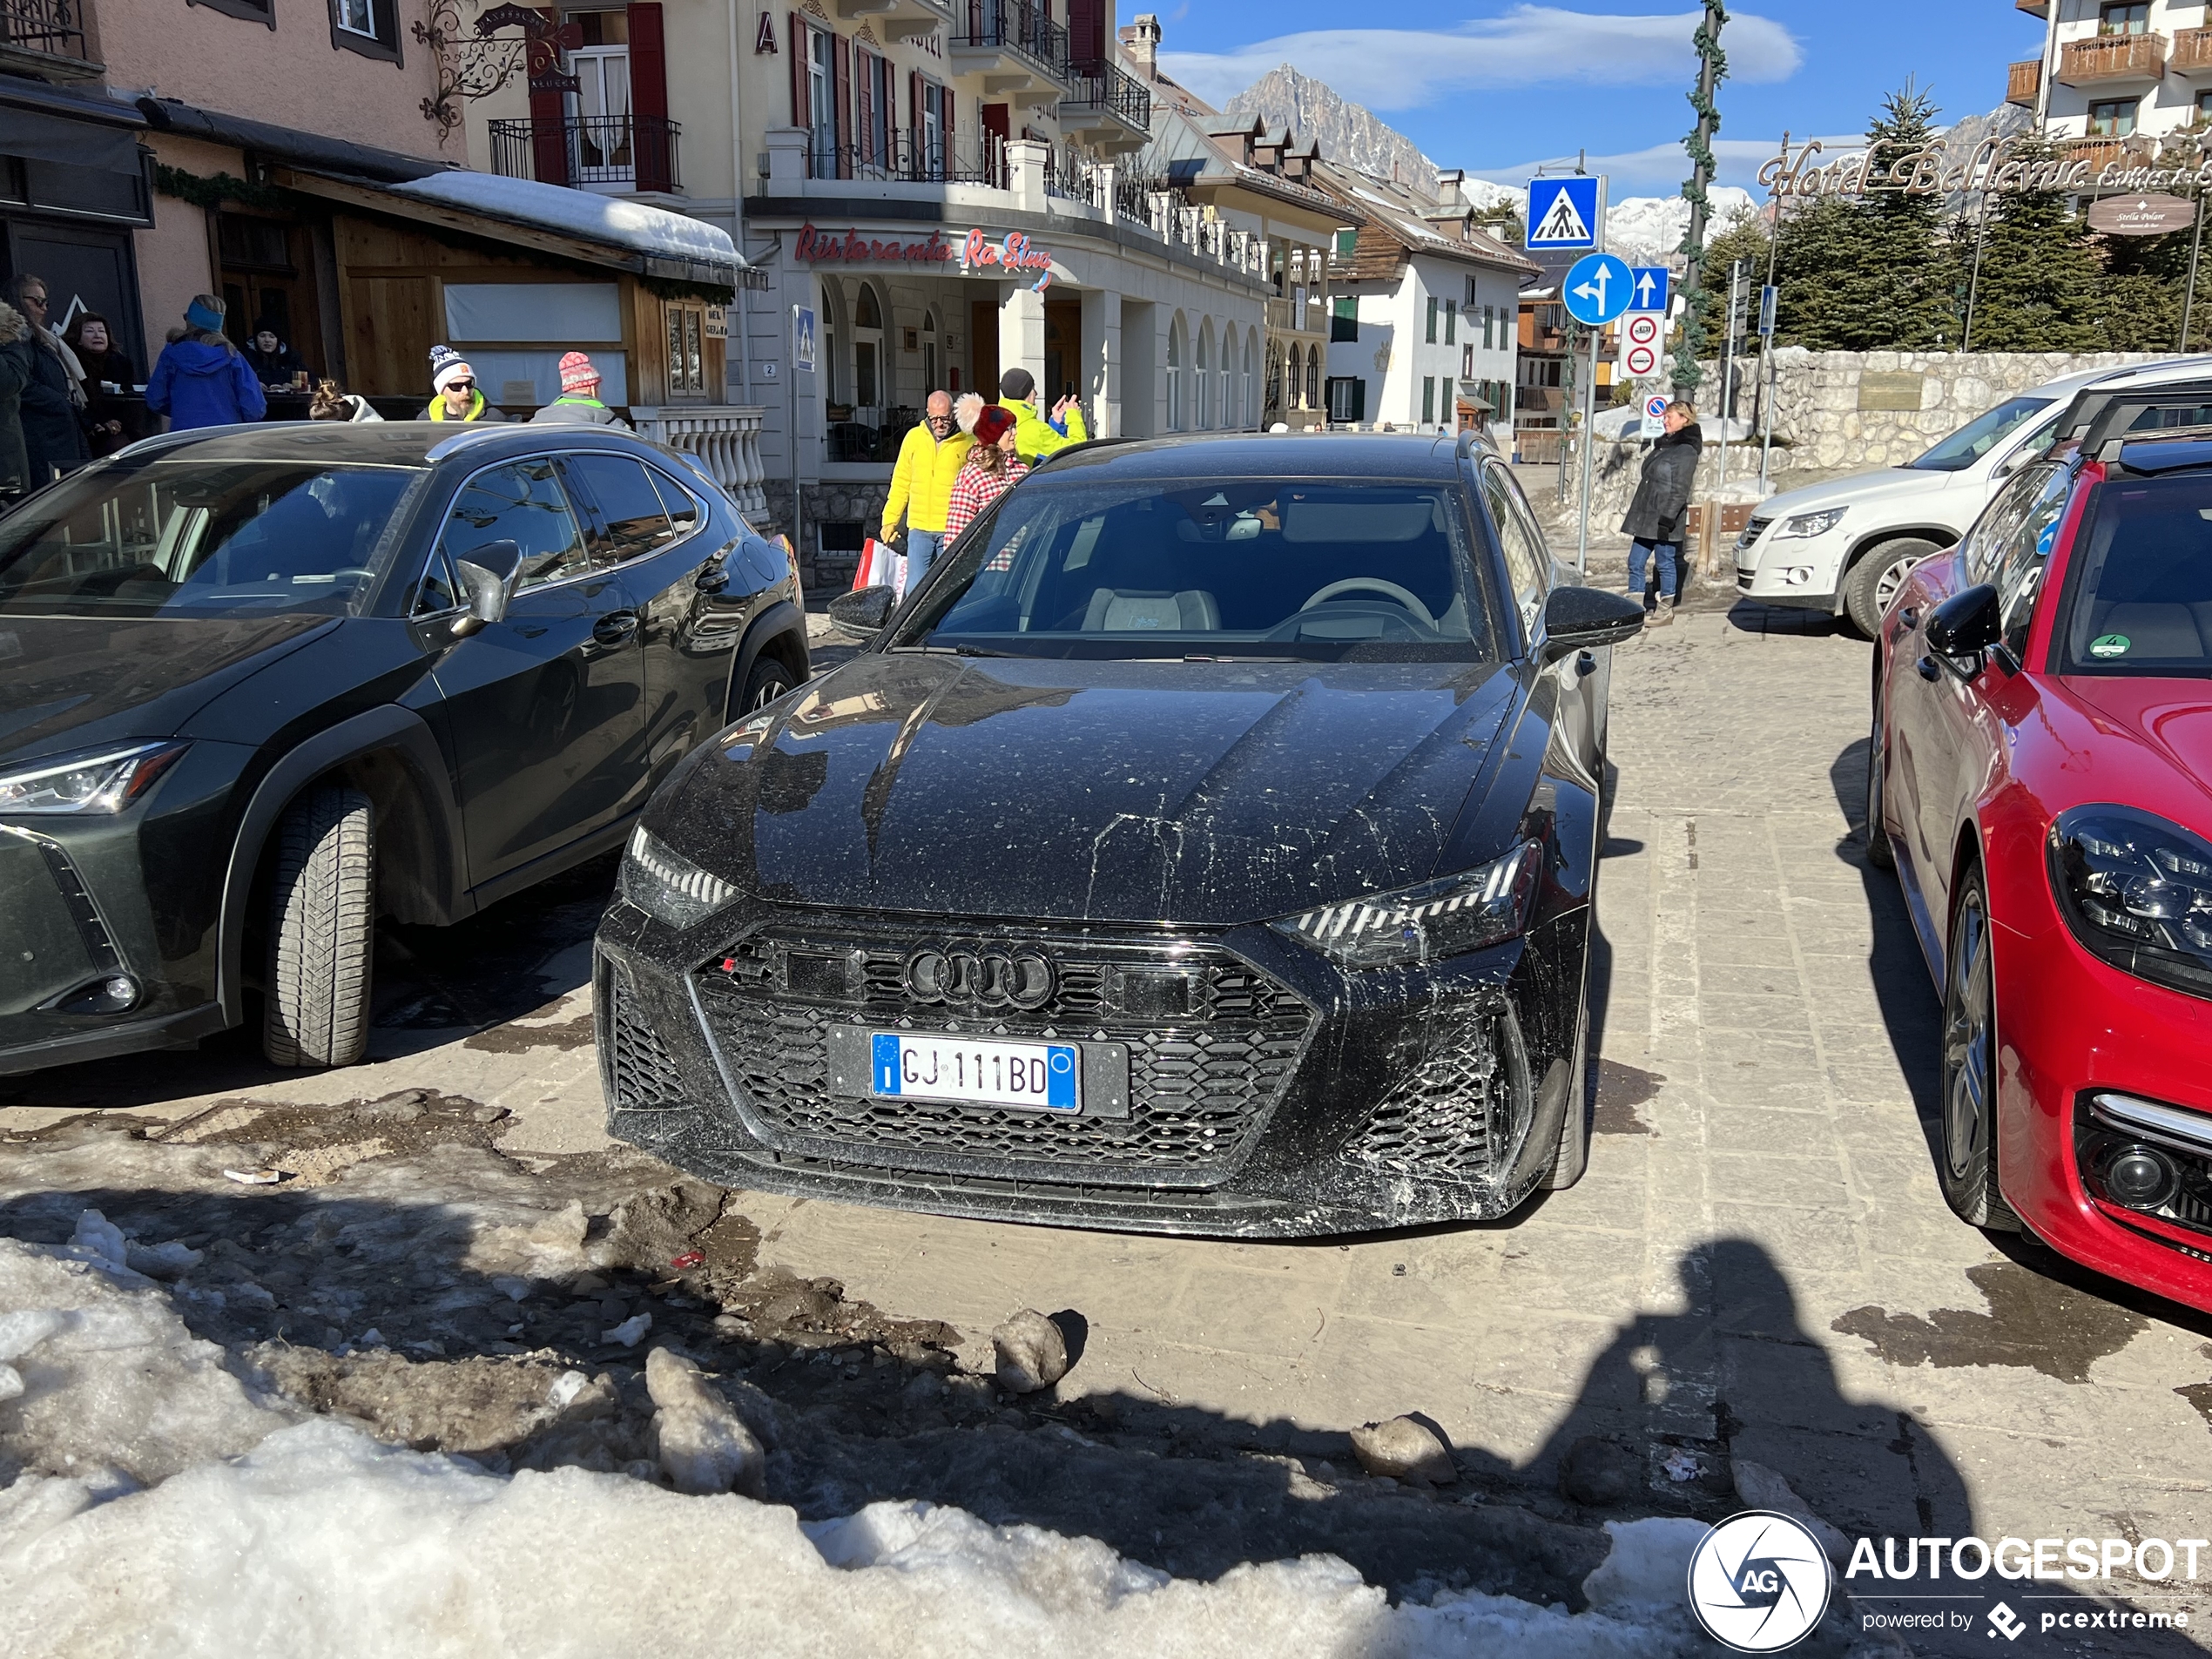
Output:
[
  {"xmin": 421, "ymin": 344, "xmax": 505, "ymax": 423},
  {"xmin": 880, "ymin": 389, "xmax": 970, "ymax": 590},
  {"xmin": 145, "ymin": 293, "xmax": 266, "ymax": 436}
]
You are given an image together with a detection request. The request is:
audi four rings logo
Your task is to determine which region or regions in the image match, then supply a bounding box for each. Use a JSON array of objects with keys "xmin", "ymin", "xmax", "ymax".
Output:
[{"xmin": 904, "ymin": 948, "xmax": 1055, "ymax": 1010}]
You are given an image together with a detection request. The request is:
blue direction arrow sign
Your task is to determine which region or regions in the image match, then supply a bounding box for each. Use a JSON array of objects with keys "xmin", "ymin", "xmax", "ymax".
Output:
[
  {"xmin": 1526, "ymin": 175, "xmax": 1601, "ymax": 250},
  {"xmin": 1562, "ymin": 253, "xmax": 1633, "ymax": 327},
  {"xmin": 1629, "ymin": 266, "xmax": 1670, "ymax": 313}
]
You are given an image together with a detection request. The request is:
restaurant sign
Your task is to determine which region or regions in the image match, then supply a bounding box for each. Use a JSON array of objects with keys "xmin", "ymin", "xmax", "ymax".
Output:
[
  {"xmin": 792, "ymin": 225, "xmax": 1056, "ymax": 275},
  {"xmin": 2086, "ymin": 192, "xmax": 2199, "ymax": 237},
  {"xmin": 1760, "ymin": 133, "xmax": 2212, "ymax": 202}
]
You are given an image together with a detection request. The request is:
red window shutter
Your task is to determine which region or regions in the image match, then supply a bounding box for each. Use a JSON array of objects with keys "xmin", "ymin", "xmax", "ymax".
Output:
[
  {"xmin": 789, "ymin": 14, "xmax": 806, "ymax": 131},
  {"xmin": 856, "ymin": 49, "xmax": 873, "ymax": 165},
  {"xmin": 833, "ymin": 33, "xmax": 851, "ymax": 179},
  {"xmin": 1068, "ymin": 0, "xmax": 1100, "ymax": 71},
  {"xmin": 909, "ymin": 70, "xmax": 921, "ymax": 161},
  {"xmin": 627, "ymin": 3, "xmax": 671, "ymax": 192},
  {"xmin": 529, "ymin": 7, "xmax": 570, "ymax": 187}
]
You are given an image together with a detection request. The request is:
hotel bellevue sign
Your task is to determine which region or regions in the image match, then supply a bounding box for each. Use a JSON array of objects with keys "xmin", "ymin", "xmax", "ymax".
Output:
[{"xmin": 1760, "ymin": 132, "xmax": 2212, "ymax": 201}]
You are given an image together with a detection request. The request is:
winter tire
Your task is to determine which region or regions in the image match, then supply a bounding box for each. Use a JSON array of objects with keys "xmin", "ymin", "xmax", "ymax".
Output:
[
  {"xmin": 1937, "ymin": 864, "xmax": 2018, "ymax": 1231},
  {"xmin": 263, "ymin": 784, "xmax": 375, "ymax": 1069},
  {"xmin": 1842, "ymin": 537, "xmax": 1939, "ymax": 639},
  {"xmin": 732, "ymin": 654, "xmax": 797, "ymax": 720}
]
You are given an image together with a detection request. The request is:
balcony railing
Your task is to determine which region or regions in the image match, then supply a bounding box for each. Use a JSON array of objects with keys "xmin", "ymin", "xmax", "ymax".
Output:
[
  {"xmin": 0, "ymin": 0, "xmax": 94, "ymax": 73},
  {"xmin": 2057, "ymin": 31, "xmax": 2167, "ymax": 85},
  {"xmin": 487, "ymin": 115, "xmax": 681, "ymax": 192},
  {"xmin": 805, "ymin": 130, "xmax": 1008, "ymax": 188},
  {"xmin": 2175, "ymin": 28, "xmax": 2212, "ymax": 76},
  {"xmin": 1060, "ymin": 62, "xmax": 1150, "ymax": 132},
  {"xmin": 951, "ymin": 0, "xmax": 1068, "ymax": 78},
  {"xmin": 1114, "ymin": 167, "xmax": 1162, "ymax": 224},
  {"xmin": 2061, "ymin": 136, "xmax": 2134, "ymax": 173},
  {"xmin": 2006, "ymin": 58, "xmax": 2040, "ymax": 107},
  {"xmin": 629, "ymin": 406, "xmax": 767, "ymax": 518}
]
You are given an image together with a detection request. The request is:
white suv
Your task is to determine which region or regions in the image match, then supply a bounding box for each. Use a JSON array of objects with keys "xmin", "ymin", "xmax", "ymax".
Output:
[{"xmin": 1734, "ymin": 358, "xmax": 2212, "ymax": 636}]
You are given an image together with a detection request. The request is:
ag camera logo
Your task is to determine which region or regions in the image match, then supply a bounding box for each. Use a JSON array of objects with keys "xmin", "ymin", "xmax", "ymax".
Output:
[{"xmin": 1688, "ymin": 1511, "xmax": 1834, "ymax": 1652}]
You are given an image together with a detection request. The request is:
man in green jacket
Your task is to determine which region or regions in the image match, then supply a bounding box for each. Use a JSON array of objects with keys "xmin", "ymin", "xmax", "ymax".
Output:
[{"xmin": 997, "ymin": 367, "xmax": 1086, "ymax": 465}]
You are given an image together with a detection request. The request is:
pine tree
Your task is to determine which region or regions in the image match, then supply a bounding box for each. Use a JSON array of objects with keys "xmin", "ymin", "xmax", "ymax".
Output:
[{"xmin": 1964, "ymin": 140, "xmax": 2105, "ymax": 351}]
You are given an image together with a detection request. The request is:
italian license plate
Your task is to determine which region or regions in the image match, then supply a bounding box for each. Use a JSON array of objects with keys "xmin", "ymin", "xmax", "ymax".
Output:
[{"xmin": 868, "ymin": 1032, "xmax": 1080, "ymax": 1113}]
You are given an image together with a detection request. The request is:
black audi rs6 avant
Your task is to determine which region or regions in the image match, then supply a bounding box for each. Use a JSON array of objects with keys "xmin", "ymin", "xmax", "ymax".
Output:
[{"xmin": 597, "ymin": 434, "xmax": 1644, "ymax": 1236}]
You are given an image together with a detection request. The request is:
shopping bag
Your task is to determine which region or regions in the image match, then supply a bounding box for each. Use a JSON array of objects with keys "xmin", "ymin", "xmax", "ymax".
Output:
[
  {"xmin": 852, "ymin": 536, "xmax": 894, "ymax": 590},
  {"xmin": 893, "ymin": 552, "xmax": 910, "ymax": 597}
]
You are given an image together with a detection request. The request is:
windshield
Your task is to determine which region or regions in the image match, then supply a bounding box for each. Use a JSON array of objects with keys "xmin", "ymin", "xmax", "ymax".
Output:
[
  {"xmin": 1909, "ymin": 396, "xmax": 2054, "ymax": 473},
  {"xmin": 890, "ymin": 476, "xmax": 1498, "ymax": 662},
  {"xmin": 0, "ymin": 461, "xmax": 420, "ymax": 619},
  {"xmin": 2059, "ymin": 473, "xmax": 2212, "ymax": 677}
]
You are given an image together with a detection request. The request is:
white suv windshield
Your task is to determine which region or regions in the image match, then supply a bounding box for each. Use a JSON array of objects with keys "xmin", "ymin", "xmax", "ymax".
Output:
[
  {"xmin": 1909, "ymin": 396, "xmax": 2054, "ymax": 473},
  {"xmin": 891, "ymin": 477, "xmax": 1498, "ymax": 663}
]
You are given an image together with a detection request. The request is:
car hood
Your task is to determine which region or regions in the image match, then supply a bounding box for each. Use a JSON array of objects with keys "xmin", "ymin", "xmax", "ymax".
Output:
[
  {"xmin": 1757, "ymin": 468, "xmax": 1953, "ymax": 522},
  {"xmin": 2054, "ymin": 677, "xmax": 2212, "ymax": 816},
  {"xmin": 658, "ymin": 652, "xmax": 1521, "ymax": 927},
  {"xmin": 0, "ymin": 615, "xmax": 335, "ymax": 766}
]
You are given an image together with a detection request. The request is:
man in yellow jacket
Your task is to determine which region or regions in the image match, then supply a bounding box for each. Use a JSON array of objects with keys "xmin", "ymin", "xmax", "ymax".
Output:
[
  {"xmin": 997, "ymin": 367, "xmax": 1087, "ymax": 466},
  {"xmin": 881, "ymin": 391, "xmax": 970, "ymax": 588}
]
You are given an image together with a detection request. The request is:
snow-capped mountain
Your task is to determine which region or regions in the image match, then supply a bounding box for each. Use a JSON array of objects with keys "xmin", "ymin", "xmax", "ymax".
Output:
[
  {"xmin": 1602, "ymin": 187, "xmax": 1758, "ymax": 265},
  {"xmin": 1223, "ymin": 66, "xmax": 1440, "ymax": 197}
]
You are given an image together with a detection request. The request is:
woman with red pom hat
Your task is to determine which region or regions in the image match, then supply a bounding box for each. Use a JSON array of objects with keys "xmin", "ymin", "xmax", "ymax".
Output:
[{"xmin": 942, "ymin": 394, "xmax": 1026, "ymax": 542}]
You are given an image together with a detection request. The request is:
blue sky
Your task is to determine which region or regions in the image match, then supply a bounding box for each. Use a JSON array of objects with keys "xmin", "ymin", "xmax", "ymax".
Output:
[{"xmin": 1157, "ymin": 3, "xmax": 2049, "ymax": 194}]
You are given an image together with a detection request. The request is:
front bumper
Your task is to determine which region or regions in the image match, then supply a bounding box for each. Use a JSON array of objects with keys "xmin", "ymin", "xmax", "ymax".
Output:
[
  {"xmin": 1735, "ymin": 520, "xmax": 1847, "ymax": 610},
  {"xmin": 595, "ymin": 896, "xmax": 1588, "ymax": 1238}
]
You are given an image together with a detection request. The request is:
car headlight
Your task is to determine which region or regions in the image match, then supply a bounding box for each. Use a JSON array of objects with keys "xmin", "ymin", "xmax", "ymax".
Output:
[
  {"xmin": 1775, "ymin": 508, "xmax": 1847, "ymax": 540},
  {"xmin": 0, "ymin": 741, "xmax": 188, "ymax": 815},
  {"xmin": 2049, "ymin": 806, "xmax": 2212, "ymax": 1000},
  {"xmin": 1272, "ymin": 841, "xmax": 1542, "ymax": 968},
  {"xmin": 619, "ymin": 826, "xmax": 738, "ymax": 927}
]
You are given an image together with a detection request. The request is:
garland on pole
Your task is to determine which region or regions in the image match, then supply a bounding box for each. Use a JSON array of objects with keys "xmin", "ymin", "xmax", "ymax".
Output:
[
  {"xmin": 1673, "ymin": 0, "xmax": 1729, "ymax": 394},
  {"xmin": 151, "ymin": 164, "xmax": 297, "ymax": 214}
]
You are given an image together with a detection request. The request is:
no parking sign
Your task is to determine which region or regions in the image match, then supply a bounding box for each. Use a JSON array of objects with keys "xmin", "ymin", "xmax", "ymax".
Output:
[
  {"xmin": 1618, "ymin": 311, "xmax": 1664, "ymax": 381},
  {"xmin": 1642, "ymin": 392, "xmax": 1669, "ymax": 440}
]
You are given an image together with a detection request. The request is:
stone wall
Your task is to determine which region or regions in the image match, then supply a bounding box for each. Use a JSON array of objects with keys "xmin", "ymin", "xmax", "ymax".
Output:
[
  {"xmin": 757, "ymin": 478, "xmax": 896, "ymax": 593},
  {"xmin": 1536, "ymin": 348, "xmax": 2169, "ymax": 546}
]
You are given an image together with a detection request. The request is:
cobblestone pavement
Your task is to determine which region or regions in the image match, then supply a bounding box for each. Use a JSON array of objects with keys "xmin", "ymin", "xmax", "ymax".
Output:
[{"xmin": 7, "ymin": 597, "xmax": 2211, "ymax": 1651}]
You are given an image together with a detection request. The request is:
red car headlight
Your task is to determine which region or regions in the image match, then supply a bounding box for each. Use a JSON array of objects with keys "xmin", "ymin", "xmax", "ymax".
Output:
[{"xmin": 2048, "ymin": 806, "xmax": 2212, "ymax": 1001}]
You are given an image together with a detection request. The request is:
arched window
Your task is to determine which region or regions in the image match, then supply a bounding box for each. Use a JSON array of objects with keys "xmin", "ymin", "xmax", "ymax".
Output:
[
  {"xmin": 1166, "ymin": 314, "xmax": 1185, "ymax": 432},
  {"xmin": 1218, "ymin": 326, "xmax": 1231, "ymax": 432},
  {"xmin": 1243, "ymin": 330, "xmax": 1257, "ymax": 428},
  {"xmin": 1305, "ymin": 345, "xmax": 1319, "ymax": 411},
  {"xmin": 921, "ymin": 308, "xmax": 940, "ymax": 396},
  {"xmin": 1286, "ymin": 344, "xmax": 1303, "ymax": 409},
  {"xmin": 1195, "ymin": 320, "xmax": 1212, "ymax": 429},
  {"xmin": 853, "ymin": 282, "xmax": 885, "ymax": 414}
]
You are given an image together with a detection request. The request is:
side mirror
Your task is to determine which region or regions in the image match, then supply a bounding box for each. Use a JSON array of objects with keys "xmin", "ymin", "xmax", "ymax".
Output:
[
  {"xmin": 449, "ymin": 539, "xmax": 522, "ymax": 638},
  {"xmin": 1540, "ymin": 584, "xmax": 1647, "ymax": 660},
  {"xmin": 828, "ymin": 584, "xmax": 895, "ymax": 635},
  {"xmin": 1925, "ymin": 583, "xmax": 2001, "ymax": 663}
]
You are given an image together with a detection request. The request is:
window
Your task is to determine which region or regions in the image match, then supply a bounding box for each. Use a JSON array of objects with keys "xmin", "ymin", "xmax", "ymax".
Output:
[
  {"xmin": 2060, "ymin": 471, "xmax": 2212, "ymax": 674},
  {"xmin": 1333, "ymin": 227, "xmax": 1357, "ymax": 260},
  {"xmin": 1305, "ymin": 348, "xmax": 1318, "ymax": 410},
  {"xmin": 566, "ymin": 453, "xmax": 674, "ymax": 567},
  {"xmin": 1445, "ymin": 300, "xmax": 1456, "ymax": 346},
  {"xmin": 1482, "ymin": 463, "xmax": 1548, "ymax": 636},
  {"xmin": 1482, "ymin": 306, "xmax": 1495, "ymax": 351},
  {"xmin": 1422, "ymin": 375, "xmax": 1436, "ymax": 425},
  {"xmin": 857, "ymin": 51, "xmax": 894, "ymax": 173},
  {"xmin": 807, "ymin": 28, "xmax": 835, "ymax": 176},
  {"xmin": 570, "ymin": 17, "xmax": 634, "ymax": 182},
  {"xmin": 2100, "ymin": 2, "xmax": 2148, "ymax": 35},
  {"xmin": 922, "ymin": 308, "xmax": 940, "ymax": 396},
  {"xmin": 1326, "ymin": 375, "xmax": 1364, "ymax": 423},
  {"xmin": 1242, "ymin": 334, "xmax": 1255, "ymax": 429},
  {"xmin": 1195, "ymin": 324, "xmax": 1212, "ymax": 429},
  {"xmin": 1166, "ymin": 315, "xmax": 1184, "ymax": 431},
  {"xmin": 1331, "ymin": 296, "xmax": 1358, "ymax": 343},
  {"xmin": 1462, "ymin": 345, "xmax": 1475, "ymax": 380},
  {"xmin": 1285, "ymin": 345, "xmax": 1302, "ymax": 409},
  {"xmin": 1909, "ymin": 395, "xmax": 2054, "ymax": 472},
  {"xmin": 2087, "ymin": 98, "xmax": 2139, "ymax": 138},
  {"xmin": 1466, "ymin": 276, "xmax": 1480, "ymax": 308},
  {"xmin": 645, "ymin": 467, "xmax": 703, "ymax": 540},
  {"xmin": 327, "ymin": 0, "xmax": 401, "ymax": 59},
  {"xmin": 1426, "ymin": 296, "xmax": 1439, "ymax": 344},
  {"xmin": 920, "ymin": 81, "xmax": 945, "ymax": 178},
  {"xmin": 853, "ymin": 283, "xmax": 884, "ymax": 411},
  {"xmin": 664, "ymin": 302, "xmax": 707, "ymax": 395},
  {"xmin": 441, "ymin": 459, "xmax": 590, "ymax": 592}
]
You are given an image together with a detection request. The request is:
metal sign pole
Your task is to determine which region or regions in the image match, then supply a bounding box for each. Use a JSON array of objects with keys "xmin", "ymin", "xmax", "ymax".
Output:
[
  {"xmin": 1716, "ymin": 260, "xmax": 1740, "ymax": 490},
  {"xmin": 1576, "ymin": 327, "xmax": 1598, "ymax": 576},
  {"xmin": 1560, "ymin": 318, "xmax": 1578, "ymax": 507},
  {"xmin": 2182, "ymin": 188, "xmax": 2207, "ymax": 353}
]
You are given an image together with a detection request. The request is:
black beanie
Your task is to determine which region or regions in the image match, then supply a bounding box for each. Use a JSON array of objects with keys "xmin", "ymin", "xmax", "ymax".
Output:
[{"xmin": 999, "ymin": 367, "xmax": 1035, "ymax": 400}]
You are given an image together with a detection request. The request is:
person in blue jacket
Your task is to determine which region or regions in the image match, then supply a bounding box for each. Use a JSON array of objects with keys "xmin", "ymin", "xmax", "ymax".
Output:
[{"xmin": 145, "ymin": 294, "xmax": 266, "ymax": 432}]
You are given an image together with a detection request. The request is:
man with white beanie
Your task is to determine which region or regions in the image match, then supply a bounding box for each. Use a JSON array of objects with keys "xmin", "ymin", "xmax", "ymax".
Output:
[{"xmin": 421, "ymin": 344, "xmax": 505, "ymax": 422}]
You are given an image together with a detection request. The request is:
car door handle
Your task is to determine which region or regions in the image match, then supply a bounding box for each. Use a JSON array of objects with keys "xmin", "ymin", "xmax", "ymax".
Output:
[
  {"xmin": 592, "ymin": 610, "xmax": 640, "ymax": 646},
  {"xmin": 1916, "ymin": 656, "xmax": 1940, "ymax": 682}
]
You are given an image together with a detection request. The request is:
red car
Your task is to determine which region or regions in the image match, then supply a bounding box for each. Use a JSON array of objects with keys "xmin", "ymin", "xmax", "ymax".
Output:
[{"xmin": 1870, "ymin": 403, "xmax": 2212, "ymax": 1315}]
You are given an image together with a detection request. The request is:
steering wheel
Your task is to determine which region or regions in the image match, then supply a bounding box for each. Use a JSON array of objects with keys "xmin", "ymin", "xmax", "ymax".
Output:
[{"xmin": 1300, "ymin": 577, "xmax": 1436, "ymax": 628}]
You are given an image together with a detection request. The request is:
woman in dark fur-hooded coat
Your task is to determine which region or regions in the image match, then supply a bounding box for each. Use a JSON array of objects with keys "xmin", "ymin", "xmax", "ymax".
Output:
[{"xmin": 1619, "ymin": 407, "xmax": 1703, "ymax": 543}]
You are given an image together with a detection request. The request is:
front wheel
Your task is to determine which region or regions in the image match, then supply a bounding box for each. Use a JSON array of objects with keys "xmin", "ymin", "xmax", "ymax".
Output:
[
  {"xmin": 1842, "ymin": 537, "xmax": 1939, "ymax": 639},
  {"xmin": 1937, "ymin": 865, "xmax": 2018, "ymax": 1231},
  {"xmin": 262, "ymin": 785, "xmax": 375, "ymax": 1069},
  {"xmin": 730, "ymin": 654, "xmax": 797, "ymax": 721}
]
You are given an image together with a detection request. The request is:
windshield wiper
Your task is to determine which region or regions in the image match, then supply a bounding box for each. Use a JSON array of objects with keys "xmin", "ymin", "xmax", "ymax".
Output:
[
  {"xmin": 1178, "ymin": 652, "xmax": 1302, "ymax": 663},
  {"xmin": 887, "ymin": 643, "xmax": 1017, "ymax": 658}
]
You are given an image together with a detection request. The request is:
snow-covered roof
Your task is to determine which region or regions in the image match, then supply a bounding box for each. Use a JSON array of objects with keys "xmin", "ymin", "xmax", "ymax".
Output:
[{"xmin": 385, "ymin": 172, "xmax": 744, "ymax": 286}]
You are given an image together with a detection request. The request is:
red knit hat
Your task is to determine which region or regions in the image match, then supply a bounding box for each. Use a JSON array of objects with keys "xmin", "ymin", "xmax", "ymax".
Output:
[
  {"xmin": 558, "ymin": 351, "xmax": 600, "ymax": 395},
  {"xmin": 971, "ymin": 404, "xmax": 1016, "ymax": 447}
]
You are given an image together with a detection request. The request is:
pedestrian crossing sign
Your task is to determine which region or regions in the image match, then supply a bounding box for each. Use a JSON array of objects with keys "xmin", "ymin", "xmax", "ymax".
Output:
[{"xmin": 1526, "ymin": 176, "xmax": 1602, "ymax": 251}]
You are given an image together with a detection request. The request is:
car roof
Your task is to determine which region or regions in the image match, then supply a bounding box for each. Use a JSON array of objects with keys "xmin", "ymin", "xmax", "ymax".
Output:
[
  {"xmin": 2033, "ymin": 355, "xmax": 2212, "ymax": 399},
  {"xmin": 1028, "ymin": 432, "xmax": 1467, "ymax": 481},
  {"xmin": 106, "ymin": 421, "xmax": 679, "ymax": 471}
]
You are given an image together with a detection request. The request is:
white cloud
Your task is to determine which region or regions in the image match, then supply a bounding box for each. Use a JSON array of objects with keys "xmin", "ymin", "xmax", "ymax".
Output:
[
  {"xmin": 1468, "ymin": 134, "xmax": 1863, "ymax": 195},
  {"xmin": 1159, "ymin": 6, "xmax": 1803, "ymax": 112}
]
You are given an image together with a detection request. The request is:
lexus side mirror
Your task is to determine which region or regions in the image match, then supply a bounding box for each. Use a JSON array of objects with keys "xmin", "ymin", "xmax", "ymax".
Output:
[
  {"xmin": 450, "ymin": 539, "xmax": 522, "ymax": 638},
  {"xmin": 829, "ymin": 584, "xmax": 896, "ymax": 635},
  {"xmin": 1925, "ymin": 583, "xmax": 2001, "ymax": 662},
  {"xmin": 1541, "ymin": 584, "xmax": 1647, "ymax": 660}
]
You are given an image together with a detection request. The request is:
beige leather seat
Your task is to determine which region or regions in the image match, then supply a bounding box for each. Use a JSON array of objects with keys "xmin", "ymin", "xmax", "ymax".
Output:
[{"xmin": 1081, "ymin": 588, "xmax": 1221, "ymax": 631}]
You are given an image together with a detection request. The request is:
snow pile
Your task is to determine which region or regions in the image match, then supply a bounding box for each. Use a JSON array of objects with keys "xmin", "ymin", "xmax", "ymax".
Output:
[
  {"xmin": 0, "ymin": 1225, "xmax": 1724, "ymax": 1658},
  {"xmin": 388, "ymin": 172, "xmax": 743, "ymax": 279}
]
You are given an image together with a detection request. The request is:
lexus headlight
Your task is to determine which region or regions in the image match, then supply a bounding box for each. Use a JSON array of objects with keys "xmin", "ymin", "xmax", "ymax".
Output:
[
  {"xmin": 620, "ymin": 826, "xmax": 738, "ymax": 927},
  {"xmin": 1776, "ymin": 508, "xmax": 1847, "ymax": 540},
  {"xmin": 0, "ymin": 741, "xmax": 187, "ymax": 815},
  {"xmin": 1272, "ymin": 842, "xmax": 1542, "ymax": 968},
  {"xmin": 2049, "ymin": 806, "xmax": 2212, "ymax": 1000}
]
